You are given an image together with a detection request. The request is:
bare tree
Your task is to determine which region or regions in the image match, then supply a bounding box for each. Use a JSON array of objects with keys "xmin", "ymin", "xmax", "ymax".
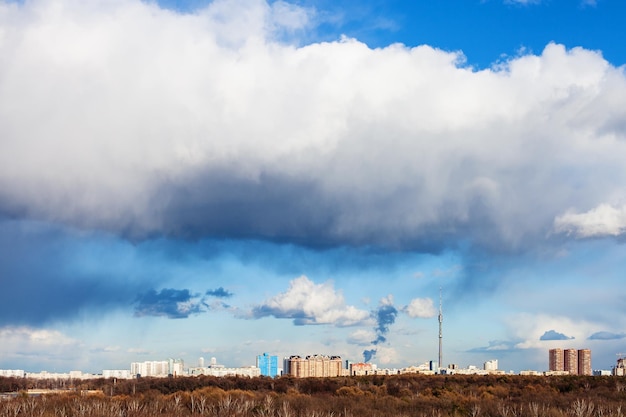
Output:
[{"xmin": 571, "ymin": 399, "xmax": 595, "ymax": 417}]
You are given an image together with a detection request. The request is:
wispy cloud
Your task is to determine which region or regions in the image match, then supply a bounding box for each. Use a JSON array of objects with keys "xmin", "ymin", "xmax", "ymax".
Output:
[
  {"xmin": 580, "ymin": 0, "xmax": 598, "ymax": 7},
  {"xmin": 504, "ymin": 0, "xmax": 541, "ymax": 5}
]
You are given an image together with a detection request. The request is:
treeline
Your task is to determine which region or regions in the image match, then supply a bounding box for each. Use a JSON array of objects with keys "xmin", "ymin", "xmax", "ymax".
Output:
[{"xmin": 1, "ymin": 374, "xmax": 626, "ymax": 417}]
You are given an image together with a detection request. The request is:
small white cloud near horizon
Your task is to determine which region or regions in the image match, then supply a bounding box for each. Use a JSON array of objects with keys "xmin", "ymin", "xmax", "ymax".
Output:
[
  {"xmin": 554, "ymin": 204, "xmax": 626, "ymax": 238},
  {"xmin": 404, "ymin": 298, "xmax": 437, "ymax": 318}
]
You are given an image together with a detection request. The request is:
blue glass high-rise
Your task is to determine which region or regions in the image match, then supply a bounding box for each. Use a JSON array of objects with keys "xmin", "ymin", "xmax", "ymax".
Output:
[{"xmin": 256, "ymin": 353, "xmax": 279, "ymax": 377}]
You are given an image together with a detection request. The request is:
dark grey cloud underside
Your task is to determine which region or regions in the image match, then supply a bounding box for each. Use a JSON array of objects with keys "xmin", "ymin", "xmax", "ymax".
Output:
[
  {"xmin": 250, "ymin": 305, "xmax": 314, "ymax": 325},
  {"xmin": 138, "ymin": 168, "xmax": 556, "ymax": 254},
  {"xmin": 151, "ymin": 172, "xmax": 337, "ymax": 246},
  {"xmin": 0, "ymin": 166, "xmax": 562, "ymax": 326},
  {"xmin": 206, "ymin": 287, "xmax": 233, "ymax": 298},
  {"xmin": 588, "ymin": 331, "xmax": 626, "ymax": 340},
  {"xmin": 134, "ymin": 288, "xmax": 203, "ymax": 319},
  {"xmin": 540, "ymin": 330, "xmax": 574, "ymax": 341}
]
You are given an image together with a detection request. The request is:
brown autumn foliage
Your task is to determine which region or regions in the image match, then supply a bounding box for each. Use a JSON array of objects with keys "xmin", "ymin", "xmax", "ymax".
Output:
[{"xmin": 1, "ymin": 374, "xmax": 626, "ymax": 417}]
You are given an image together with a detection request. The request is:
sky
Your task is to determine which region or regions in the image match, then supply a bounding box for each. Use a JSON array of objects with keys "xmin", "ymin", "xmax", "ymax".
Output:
[{"xmin": 0, "ymin": 0, "xmax": 626, "ymax": 374}]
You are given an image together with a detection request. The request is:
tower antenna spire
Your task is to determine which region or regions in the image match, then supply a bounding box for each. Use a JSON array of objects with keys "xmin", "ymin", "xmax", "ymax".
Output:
[{"xmin": 438, "ymin": 287, "xmax": 443, "ymax": 373}]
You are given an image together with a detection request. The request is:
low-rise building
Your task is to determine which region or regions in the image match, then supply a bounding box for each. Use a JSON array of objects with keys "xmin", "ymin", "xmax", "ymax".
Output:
[
  {"xmin": 349, "ymin": 362, "xmax": 373, "ymax": 376},
  {"xmin": 188, "ymin": 365, "xmax": 260, "ymax": 377}
]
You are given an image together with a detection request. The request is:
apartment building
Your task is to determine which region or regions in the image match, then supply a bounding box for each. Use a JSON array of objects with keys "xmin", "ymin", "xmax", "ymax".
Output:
[
  {"xmin": 284, "ymin": 354, "xmax": 343, "ymax": 378},
  {"xmin": 549, "ymin": 348, "xmax": 564, "ymax": 371}
]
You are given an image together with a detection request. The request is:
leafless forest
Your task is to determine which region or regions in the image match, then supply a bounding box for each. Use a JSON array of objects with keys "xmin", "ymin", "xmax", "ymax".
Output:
[{"xmin": 1, "ymin": 374, "xmax": 625, "ymax": 417}]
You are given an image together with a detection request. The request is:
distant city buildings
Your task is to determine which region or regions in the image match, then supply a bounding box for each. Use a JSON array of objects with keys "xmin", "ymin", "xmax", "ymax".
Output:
[
  {"xmin": 27, "ymin": 371, "xmax": 100, "ymax": 380},
  {"xmin": 442, "ymin": 362, "xmax": 505, "ymax": 376},
  {"xmin": 548, "ymin": 348, "xmax": 591, "ymax": 375},
  {"xmin": 4, "ymin": 348, "xmax": 624, "ymax": 380},
  {"xmin": 0, "ymin": 370, "xmax": 24, "ymax": 378},
  {"xmin": 188, "ymin": 357, "xmax": 261, "ymax": 378}
]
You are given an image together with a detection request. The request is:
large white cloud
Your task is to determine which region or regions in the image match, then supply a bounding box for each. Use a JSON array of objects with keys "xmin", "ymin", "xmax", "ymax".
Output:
[
  {"xmin": 250, "ymin": 275, "xmax": 370, "ymax": 326},
  {"xmin": 1, "ymin": 0, "xmax": 626, "ymax": 251}
]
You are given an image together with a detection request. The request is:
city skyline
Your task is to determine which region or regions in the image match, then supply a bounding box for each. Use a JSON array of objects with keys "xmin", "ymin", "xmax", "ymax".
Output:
[
  {"xmin": 1, "ymin": 0, "xmax": 626, "ymax": 374},
  {"xmin": 1, "ymin": 347, "xmax": 617, "ymax": 378}
]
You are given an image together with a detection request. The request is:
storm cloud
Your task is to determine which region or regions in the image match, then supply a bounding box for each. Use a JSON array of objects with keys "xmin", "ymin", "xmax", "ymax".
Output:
[{"xmin": 0, "ymin": 0, "xmax": 625, "ymax": 256}]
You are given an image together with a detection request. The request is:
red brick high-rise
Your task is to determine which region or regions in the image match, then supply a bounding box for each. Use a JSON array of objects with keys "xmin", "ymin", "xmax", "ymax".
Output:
[
  {"xmin": 578, "ymin": 349, "xmax": 592, "ymax": 375},
  {"xmin": 549, "ymin": 348, "xmax": 564, "ymax": 371},
  {"xmin": 564, "ymin": 349, "xmax": 578, "ymax": 375}
]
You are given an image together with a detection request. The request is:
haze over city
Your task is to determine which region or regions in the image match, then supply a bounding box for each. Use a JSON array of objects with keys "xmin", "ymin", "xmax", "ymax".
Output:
[{"xmin": 1, "ymin": 0, "xmax": 626, "ymax": 374}]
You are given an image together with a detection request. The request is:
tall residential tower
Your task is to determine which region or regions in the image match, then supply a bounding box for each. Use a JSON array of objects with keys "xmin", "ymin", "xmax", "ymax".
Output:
[
  {"xmin": 549, "ymin": 348, "xmax": 564, "ymax": 371},
  {"xmin": 578, "ymin": 349, "xmax": 592, "ymax": 375}
]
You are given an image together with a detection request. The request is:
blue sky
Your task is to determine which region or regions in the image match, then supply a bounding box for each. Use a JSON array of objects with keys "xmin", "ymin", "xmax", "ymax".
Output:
[{"xmin": 1, "ymin": 0, "xmax": 626, "ymax": 374}]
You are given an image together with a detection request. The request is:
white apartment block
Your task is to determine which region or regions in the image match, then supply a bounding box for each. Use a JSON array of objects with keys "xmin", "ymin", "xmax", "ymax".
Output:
[
  {"xmin": 484, "ymin": 359, "xmax": 498, "ymax": 371},
  {"xmin": 103, "ymin": 369, "xmax": 133, "ymax": 379},
  {"xmin": 131, "ymin": 359, "xmax": 184, "ymax": 377}
]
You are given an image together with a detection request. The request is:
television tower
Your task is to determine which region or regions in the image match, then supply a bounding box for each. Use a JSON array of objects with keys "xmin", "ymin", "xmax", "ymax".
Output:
[{"xmin": 438, "ymin": 287, "xmax": 443, "ymax": 373}]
